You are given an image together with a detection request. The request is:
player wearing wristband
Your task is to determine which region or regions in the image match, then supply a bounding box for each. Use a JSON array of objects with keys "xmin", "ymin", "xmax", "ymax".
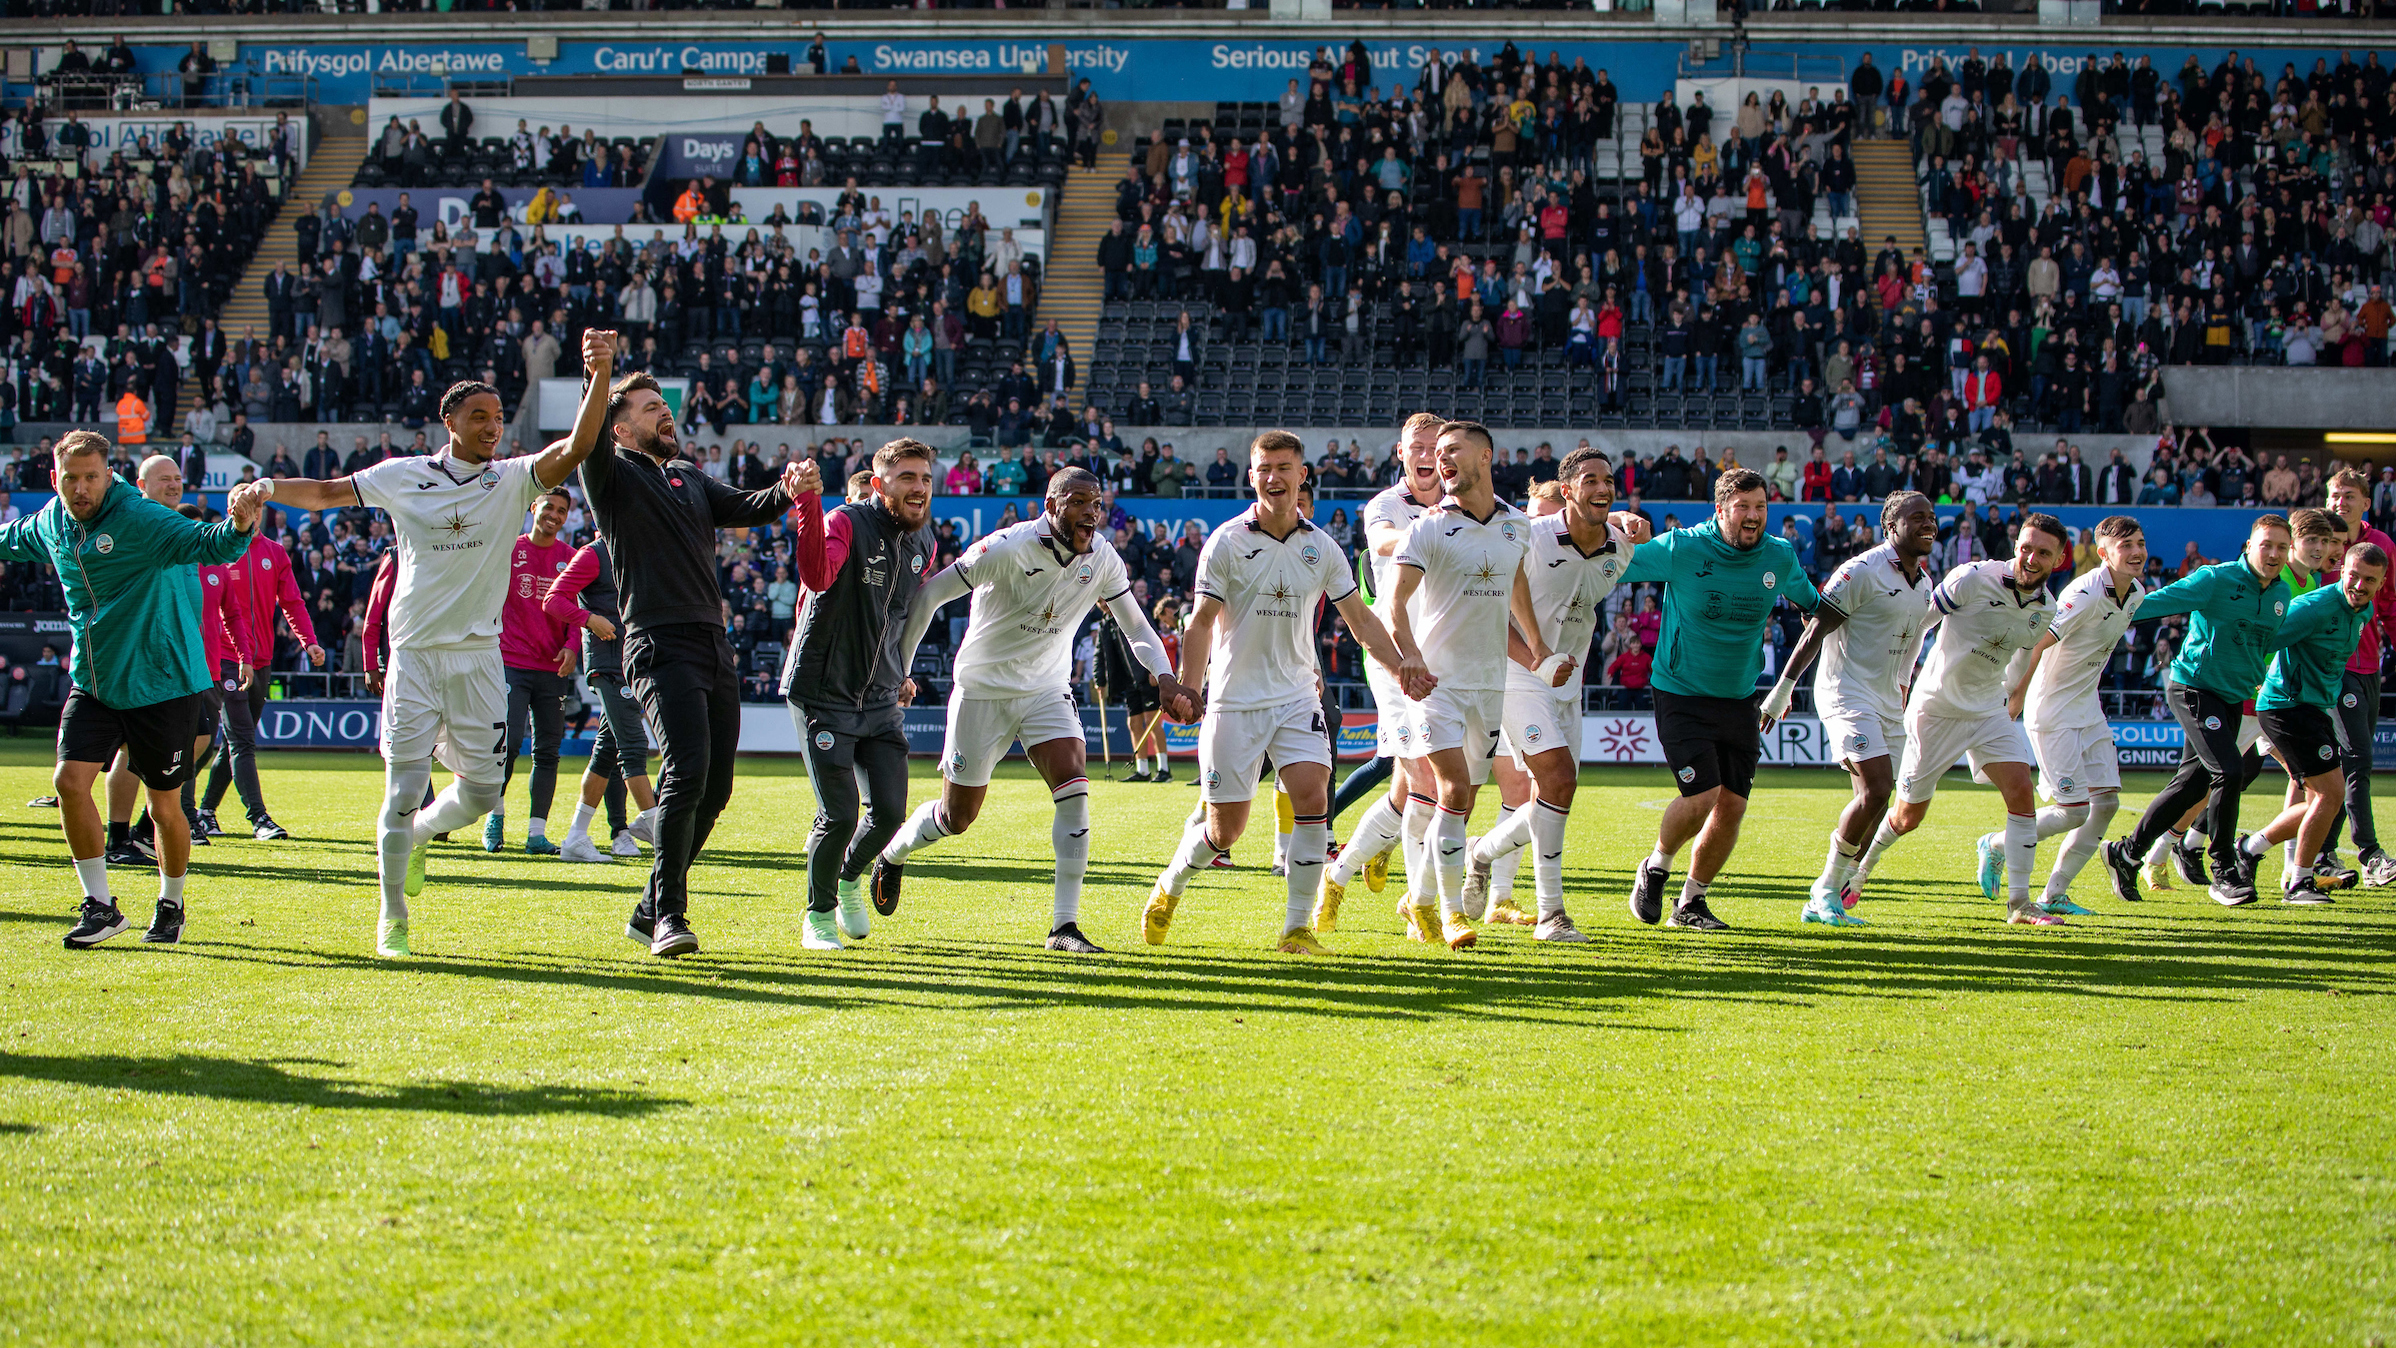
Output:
[{"xmin": 1760, "ymin": 491, "xmax": 1938, "ymax": 927}]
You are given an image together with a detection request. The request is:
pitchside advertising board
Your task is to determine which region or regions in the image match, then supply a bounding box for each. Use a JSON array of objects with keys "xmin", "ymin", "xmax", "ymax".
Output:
[
  {"xmin": 47, "ymin": 38, "xmax": 2363, "ymax": 108},
  {"xmin": 247, "ymin": 696, "xmax": 2360, "ymax": 772}
]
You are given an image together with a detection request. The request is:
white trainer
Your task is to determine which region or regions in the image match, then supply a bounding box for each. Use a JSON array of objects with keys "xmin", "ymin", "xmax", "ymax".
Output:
[
  {"xmin": 627, "ymin": 809, "xmax": 657, "ymax": 845},
  {"xmin": 559, "ymin": 833, "xmax": 609, "ymax": 864},
  {"xmin": 611, "ymin": 830, "xmax": 641, "ymax": 858}
]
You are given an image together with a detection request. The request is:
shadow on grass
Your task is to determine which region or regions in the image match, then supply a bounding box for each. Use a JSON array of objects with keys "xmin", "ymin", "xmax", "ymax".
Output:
[
  {"xmin": 0, "ymin": 1051, "xmax": 684, "ymax": 1117},
  {"xmin": 0, "ymin": 1121, "xmax": 36, "ymax": 1135}
]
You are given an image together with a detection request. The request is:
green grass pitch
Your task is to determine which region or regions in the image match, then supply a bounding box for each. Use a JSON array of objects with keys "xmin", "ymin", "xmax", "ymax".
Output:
[{"xmin": 0, "ymin": 743, "xmax": 2390, "ymax": 1346}]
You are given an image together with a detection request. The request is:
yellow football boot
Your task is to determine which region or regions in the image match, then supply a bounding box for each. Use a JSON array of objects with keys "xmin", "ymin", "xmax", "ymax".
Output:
[
  {"xmin": 1404, "ymin": 902, "xmax": 1440, "ymax": 943},
  {"xmin": 1276, "ymin": 927, "xmax": 1332, "ymax": 956},
  {"xmin": 1441, "ymin": 910, "xmax": 1479, "ymax": 950},
  {"xmin": 1142, "ymin": 887, "xmax": 1179, "ymax": 946},
  {"xmin": 1313, "ymin": 875, "xmax": 1345, "ymax": 933},
  {"xmin": 1363, "ymin": 849, "xmax": 1389, "ymax": 892},
  {"xmin": 1487, "ymin": 897, "xmax": 1537, "ymax": 926}
]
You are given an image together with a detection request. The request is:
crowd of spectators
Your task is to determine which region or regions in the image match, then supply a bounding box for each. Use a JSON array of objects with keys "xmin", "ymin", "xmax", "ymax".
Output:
[
  {"xmin": 1, "ymin": 110, "xmax": 298, "ymax": 441},
  {"xmin": 1080, "ymin": 42, "xmax": 2396, "ymax": 439}
]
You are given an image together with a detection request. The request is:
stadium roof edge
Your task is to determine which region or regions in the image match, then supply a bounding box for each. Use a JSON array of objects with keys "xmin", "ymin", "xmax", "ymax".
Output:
[{"xmin": 9, "ymin": 12, "xmax": 2390, "ymax": 49}]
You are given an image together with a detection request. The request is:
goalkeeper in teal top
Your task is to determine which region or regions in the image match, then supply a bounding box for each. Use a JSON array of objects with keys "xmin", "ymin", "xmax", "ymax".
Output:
[
  {"xmin": 1616, "ymin": 467, "xmax": 1819, "ymax": 932},
  {"xmin": 2236, "ymin": 540, "xmax": 2389, "ymax": 905},
  {"xmin": 0, "ymin": 430, "xmax": 270, "ymax": 951},
  {"xmin": 2100, "ymin": 513, "xmax": 2295, "ymax": 909}
]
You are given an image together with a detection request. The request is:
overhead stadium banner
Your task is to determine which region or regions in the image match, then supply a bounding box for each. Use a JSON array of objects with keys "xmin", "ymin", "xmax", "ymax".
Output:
[{"xmin": 49, "ymin": 38, "xmax": 2366, "ymax": 109}]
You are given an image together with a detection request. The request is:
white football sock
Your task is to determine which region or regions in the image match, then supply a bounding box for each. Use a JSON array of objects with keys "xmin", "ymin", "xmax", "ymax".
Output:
[
  {"xmin": 1432, "ymin": 805, "xmax": 1469, "ymax": 917},
  {"xmin": 1860, "ymin": 820, "xmax": 1903, "ymax": 877},
  {"xmin": 567, "ymin": 802, "xmax": 597, "ymax": 842},
  {"xmin": 1286, "ymin": 817, "xmax": 1328, "ymax": 933},
  {"xmin": 2034, "ymin": 803, "xmax": 2088, "ymax": 840},
  {"xmin": 1645, "ymin": 846, "xmax": 1673, "ymax": 874},
  {"xmin": 1331, "ymin": 794, "xmax": 1403, "ymax": 885},
  {"xmin": 380, "ymin": 759, "xmax": 433, "ymax": 924},
  {"xmin": 73, "ymin": 854, "xmax": 108, "ymax": 903},
  {"xmin": 1491, "ymin": 844, "xmax": 1522, "ymax": 901},
  {"xmin": 2045, "ymin": 794, "xmax": 2116, "ymax": 898},
  {"xmin": 1051, "ymin": 777, "xmax": 1090, "ymax": 929},
  {"xmin": 2240, "ymin": 830, "xmax": 2272, "ymax": 859},
  {"xmin": 159, "ymin": 870, "xmax": 185, "ymax": 906},
  {"xmin": 1160, "ymin": 814, "xmax": 1223, "ymax": 897},
  {"xmin": 1477, "ymin": 803, "xmax": 1533, "ymax": 867},
  {"xmin": 2004, "ymin": 812, "xmax": 2038, "ymax": 908},
  {"xmin": 412, "ymin": 777, "xmax": 502, "ymax": 848},
  {"xmin": 527, "ymin": 816, "xmax": 547, "ymax": 840},
  {"xmin": 882, "ymin": 800, "xmax": 950, "ymax": 863},
  {"xmin": 1401, "ymin": 791, "xmax": 1435, "ymax": 907},
  {"xmin": 1819, "ymin": 830, "xmax": 1863, "ymax": 902},
  {"xmin": 1678, "ymin": 874, "xmax": 1710, "ymax": 907},
  {"xmin": 1529, "ymin": 801, "xmax": 1570, "ymax": 915}
]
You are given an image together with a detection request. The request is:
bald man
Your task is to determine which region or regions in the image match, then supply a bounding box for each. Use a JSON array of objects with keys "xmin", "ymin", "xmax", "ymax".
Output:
[{"xmin": 106, "ymin": 455, "xmax": 237, "ymax": 864}]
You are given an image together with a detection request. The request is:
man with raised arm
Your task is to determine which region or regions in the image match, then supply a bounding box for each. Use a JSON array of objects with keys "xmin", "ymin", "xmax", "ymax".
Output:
[{"xmin": 259, "ymin": 331, "xmax": 619, "ymax": 958}]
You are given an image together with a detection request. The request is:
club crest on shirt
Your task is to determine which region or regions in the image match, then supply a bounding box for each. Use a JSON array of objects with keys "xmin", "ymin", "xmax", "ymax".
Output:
[
  {"xmin": 1301, "ymin": 544, "xmax": 1320, "ymax": 568},
  {"xmin": 1501, "ymin": 521, "xmax": 1521, "ymax": 542},
  {"xmin": 912, "ymin": 555, "xmax": 927, "ymax": 573},
  {"xmin": 92, "ymin": 534, "xmax": 114, "ymax": 554},
  {"xmin": 206, "ymin": 573, "xmax": 219, "ymax": 586},
  {"xmin": 2321, "ymin": 744, "xmax": 2336, "ymax": 759},
  {"xmin": 1762, "ymin": 572, "xmax": 1777, "ymax": 589},
  {"xmin": 2275, "ymin": 601, "xmax": 2285, "ymax": 615},
  {"xmin": 1075, "ymin": 560, "xmax": 1094, "ymax": 585},
  {"xmin": 480, "ymin": 469, "xmax": 500, "ymax": 491}
]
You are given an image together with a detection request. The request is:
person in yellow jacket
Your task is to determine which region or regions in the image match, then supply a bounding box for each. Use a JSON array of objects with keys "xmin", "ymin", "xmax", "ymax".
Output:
[{"xmin": 115, "ymin": 390, "xmax": 150, "ymax": 445}]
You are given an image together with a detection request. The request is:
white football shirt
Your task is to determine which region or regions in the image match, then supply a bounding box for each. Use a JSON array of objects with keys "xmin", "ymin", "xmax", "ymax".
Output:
[
  {"xmin": 1519, "ymin": 511, "xmax": 1633, "ymax": 669},
  {"xmin": 1812, "ymin": 542, "xmax": 1935, "ymax": 722},
  {"xmin": 1393, "ymin": 500, "xmax": 1533, "ymax": 692},
  {"xmin": 950, "ymin": 518, "xmax": 1132, "ymax": 698},
  {"xmin": 1360, "ymin": 483, "xmax": 1433, "ymax": 621},
  {"xmin": 1194, "ymin": 508, "xmax": 1355, "ymax": 711},
  {"xmin": 351, "ymin": 450, "xmax": 545, "ymax": 651},
  {"xmin": 2025, "ymin": 568, "xmax": 2144, "ymax": 735},
  {"xmin": 1912, "ymin": 559, "xmax": 2057, "ymax": 720}
]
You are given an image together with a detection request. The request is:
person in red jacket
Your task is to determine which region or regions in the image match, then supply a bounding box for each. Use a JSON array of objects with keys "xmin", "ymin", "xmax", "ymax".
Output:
[
  {"xmin": 543, "ymin": 532, "xmax": 661, "ymax": 864},
  {"xmin": 486, "ymin": 488, "xmax": 579, "ymax": 855},
  {"xmin": 198, "ymin": 527, "xmax": 324, "ymax": 840},
  {"xmin": 1801, "ymin": 446, "xmax": 1834, "ymax": 502}
]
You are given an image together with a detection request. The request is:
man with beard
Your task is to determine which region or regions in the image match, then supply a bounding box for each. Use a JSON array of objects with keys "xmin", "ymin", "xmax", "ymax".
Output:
[
  {"xmin": 583, "ymin": 371, "xmax": 820, "ymax": 958},
  {"xmin": 789, "ymin": 440, "xmax": 939, "ymax": 951}
]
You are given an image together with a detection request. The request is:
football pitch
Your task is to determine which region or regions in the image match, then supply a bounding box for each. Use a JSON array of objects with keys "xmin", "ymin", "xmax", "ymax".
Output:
[{"xmin": 0, "ymin": 743, "xmax": 2389, "ymax": 1346}]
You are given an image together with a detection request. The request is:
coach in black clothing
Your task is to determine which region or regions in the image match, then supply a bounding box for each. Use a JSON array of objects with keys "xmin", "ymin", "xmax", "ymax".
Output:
[
  {"xmin": 789, "ymin": 439, "xmax": 937, "ymax": 945},
  {"xmin": 582, "ymin": 369, "xmax": 818, "ymax": 958}
]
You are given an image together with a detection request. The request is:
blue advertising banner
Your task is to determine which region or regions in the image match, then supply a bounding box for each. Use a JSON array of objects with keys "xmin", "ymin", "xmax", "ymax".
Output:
[{"xmin": 62, "ymin": 37, "xmax": 2362, "ymax": 110}]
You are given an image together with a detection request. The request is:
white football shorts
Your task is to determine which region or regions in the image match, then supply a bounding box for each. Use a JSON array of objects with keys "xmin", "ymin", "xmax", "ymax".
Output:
[
  {"xmin": 381, "ymin": 644, "xmax": 509, "ymax": 787},
  {"xmin": 942, "ymin": 687, "xmax": 1083, "ymax": 788}
]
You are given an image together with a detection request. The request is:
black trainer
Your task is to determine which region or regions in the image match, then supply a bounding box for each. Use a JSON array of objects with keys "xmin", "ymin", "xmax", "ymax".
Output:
[
  {"xmin": 1155, "ymin": 766, "xmax": 1175, "ymax": 783},
  {"xmin": 1125, "ymin": 767, "xmax": 1153, "ymax": 783},
  {"xmin": 2170, "ymin": 835, "xmax": 2209, "ymax": 887},
  {"xmin": 194, "ymin": 810, "xmax": 222, "ymax": 838},
  {"xmin": 103, "ymin": 840, "xmax": 149, "ymax": 867},
  {"xmin": 64, "ymin": 898, "xmax": 130, "ymax": 950},
  {"xmin": 1628, "ymin": 861, "xmax": 1670, "ymax": 925},
  {"xmin": 624, "ymin": 901, "xmax": 656, "ymax": 945},
  {"xmin": 253, "ymin": 817, "xmax": 290, "ymax": 841},
  {"xmin": 2209, "ymin": 852, "xmax": 2260, "ymax": 907},
  {"xmin": 870, "ymin": 856, "xmax": 904, "ymax": 916},
  {"xmin": 143, "ymin": 901, "xmax": 185, "ymax": 944},
  {"xmin": 2099, "ymin": 839, "xmax": 2144, "ymax": 904},
  {"xmin": 1044, "ymin": 922, "xmax": 1105, "ymax": 954},
  {"xmin": 2282, "ymin": 875, "xmax": 2335, "ymax": 906},
  {"xmin": 1665, "ymin": 897, "xmax": 1731, "ymax": 931},
  {"xmin": 650, "ymin": 911, "xmax": 698, "ymax": 957}
]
